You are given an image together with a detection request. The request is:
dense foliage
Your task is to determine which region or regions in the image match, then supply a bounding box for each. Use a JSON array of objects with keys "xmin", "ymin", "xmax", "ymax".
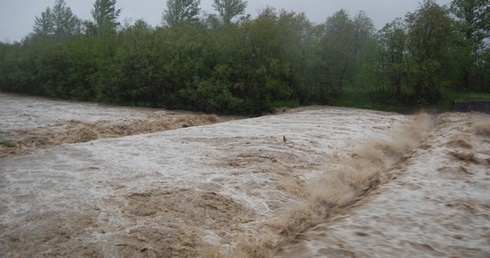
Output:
[{"xmin": 0, "ymin": 0, "xmax": 488, "ymax": 115}]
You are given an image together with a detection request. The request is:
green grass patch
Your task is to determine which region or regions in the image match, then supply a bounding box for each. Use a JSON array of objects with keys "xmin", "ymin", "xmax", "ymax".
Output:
[
  {"xmin": 0, "ymin": 140, "xmax": 16, "ymax": 148},
  {"xmin": 331, "ymin": 89, "xmax": 490, "ymax": 113},
  {"xmin": 271, "ymin": 99, "xmax": 301, "ymax": 109},
  {"xmin": 438, "ymin": 92, "xmax": 490, "ymax": 112},
  {"xmin": 449, "ymin": 91, "xmax": 490, "ymax": 101},
  {"xmin": 331, "ymin": 88, "xmax": 406, "ymax": 113}
]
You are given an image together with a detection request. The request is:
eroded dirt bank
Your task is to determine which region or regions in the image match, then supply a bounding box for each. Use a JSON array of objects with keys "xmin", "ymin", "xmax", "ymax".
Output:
[{"xmin": 1, "ymin": 93, "xmax": 489, "ymax": 257}]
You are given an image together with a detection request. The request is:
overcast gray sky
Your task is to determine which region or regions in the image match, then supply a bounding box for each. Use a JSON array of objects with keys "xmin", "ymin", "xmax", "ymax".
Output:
[{"xmin": 0, "ymin": 0, "xmax": 452, "ymax": 42}]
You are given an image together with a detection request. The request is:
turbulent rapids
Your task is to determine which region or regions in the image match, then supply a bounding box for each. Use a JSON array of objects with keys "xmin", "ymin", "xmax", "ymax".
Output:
[{"xmin": 1, "ymin": 93, "xmax": 489, "ymax": 257}]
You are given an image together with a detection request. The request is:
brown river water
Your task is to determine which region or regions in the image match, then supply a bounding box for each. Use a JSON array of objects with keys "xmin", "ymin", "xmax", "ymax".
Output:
[{"xmin": 1, "ymin": 93, "xmax": 488, "ymax": 257}]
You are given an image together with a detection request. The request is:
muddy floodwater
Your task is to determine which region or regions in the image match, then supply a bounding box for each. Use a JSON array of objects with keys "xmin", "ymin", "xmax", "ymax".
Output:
[{"xmin": 0, "ymin": 93, "xmax": 489, "ymax": 257}]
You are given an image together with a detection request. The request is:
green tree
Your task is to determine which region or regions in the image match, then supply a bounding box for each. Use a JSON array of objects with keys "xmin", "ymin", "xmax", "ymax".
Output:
[
  {"xmin": 237, "ymin": 8, "xmax": 293, "ymax": 112},
  {"xmin": 275, "ymin": 10, "xmax": 316, "ymax": 103},
  {"xmin": 91, "ymin": 0, "xmax": 121, "ymax": 34},
  {"xmin": 375, "ymin": 18, "xmax": 408, "ymax": 97},
  {"xmin": 34, "ymin": 7, "xmax": 55, "ymax": 36},
  {"xmin": 352, "ymin": 11, "xmax": 374, "ymax": 58},
  {"xmin": 450, "ymin": 0, "xmax": 490, "ymax": 90},
  {"xmin": 451, "ymin": 0, "xmax": 489, "ymax": 53},
  {"xmin": 405, "ymin": 0, "xmax": 454, "ymax": 104},
  {"xmin": 52, "ymin": 0, "xmax": 81, "ymax": 36},
  {"xmin": 33, "ymin": 0, "xmax": 81, "ymax": 38},
  {"xmin": 479, "ymin": 46, "xmax": 490, "ymax": 92},
  {"xmin": 351, "ymin": 11, "xmax": 375, "ymax": 92},
  {"xmin": 315, "ymin": 10, "xmax": 356, "ymax": 102},
  {"xmin": 162, "ymin": 0, "xmax": 201, "ymax": 27},
  {"xmin": 212, "ymin": 0, "xmax": 247, "ymax": 25}
]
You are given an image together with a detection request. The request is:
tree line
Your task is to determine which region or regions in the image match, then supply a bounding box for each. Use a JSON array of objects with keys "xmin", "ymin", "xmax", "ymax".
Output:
[{"xmin": 0, "ymin": 0, "xmax": 488, "ymax": 115}]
